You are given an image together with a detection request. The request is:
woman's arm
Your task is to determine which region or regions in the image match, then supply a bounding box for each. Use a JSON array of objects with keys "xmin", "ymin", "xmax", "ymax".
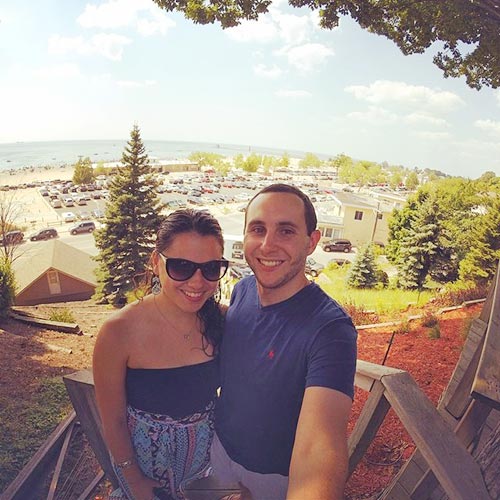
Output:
[{"xmin": 93, "ymin": 316, "xmax": 160, "ymax": 499}]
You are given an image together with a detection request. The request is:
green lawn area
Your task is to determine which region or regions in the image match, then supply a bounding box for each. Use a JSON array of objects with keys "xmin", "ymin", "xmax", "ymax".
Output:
[{"xmin": 318, "ymin": 267, "xmax": 433, "ymax": 315}]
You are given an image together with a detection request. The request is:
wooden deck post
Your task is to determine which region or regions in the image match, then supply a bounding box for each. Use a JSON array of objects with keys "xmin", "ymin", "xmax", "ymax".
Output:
[{"xmin": 63, "ymin": 369, "xmax": 119, "ymax": 489}]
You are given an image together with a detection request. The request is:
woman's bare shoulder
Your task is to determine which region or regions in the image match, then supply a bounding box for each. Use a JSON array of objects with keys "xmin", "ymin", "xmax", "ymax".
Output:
[{"xmin": 97, "ymin": 299, "xmax": 148, "ymax": 341}]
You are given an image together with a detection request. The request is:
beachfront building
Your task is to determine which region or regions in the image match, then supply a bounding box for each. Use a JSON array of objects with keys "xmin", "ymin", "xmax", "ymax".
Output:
[{"xmin": 12, "ymin": 240, "xmax": 97, "ymax": 305}]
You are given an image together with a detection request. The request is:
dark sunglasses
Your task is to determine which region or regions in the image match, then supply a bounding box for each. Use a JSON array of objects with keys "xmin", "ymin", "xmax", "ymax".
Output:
[{"xmin": 158, "ymin": 253, "xmax": 229, "ymax": 282}]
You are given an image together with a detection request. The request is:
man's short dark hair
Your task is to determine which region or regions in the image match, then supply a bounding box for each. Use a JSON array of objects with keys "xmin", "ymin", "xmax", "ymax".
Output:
[{"xmin": 245, "ymin": 183, "xmax": 317, "ymax": 235}]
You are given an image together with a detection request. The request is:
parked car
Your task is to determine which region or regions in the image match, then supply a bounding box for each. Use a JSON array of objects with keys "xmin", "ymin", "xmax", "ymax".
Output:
[
  {"xmin": 50, "ymin": 199, "xmax": 62, "ymax": 208},
  {"xmin": 0, "ymin": 230, "xmax": 24, "ymax": 246},
  {"xmin": 229, "ymin": 264, "xmax": 253, "ymax": 280},
  {"xmin": 29, "ymin": 228, "xmax": 58, "ymax": 241},
  {"xmin": 69, "ymin": 221, "xmax": 96, "ymax": 235},
  {"xmin": 62, "ymin": 212, "xmax": 77, "ymax": 223},
  {"xmin": 321, "ymin": 238, "xmax": 352, "ymax": 253},
  {"xmin": 305, "ymin": 257, "xmax": 324, "ymax": 277}
]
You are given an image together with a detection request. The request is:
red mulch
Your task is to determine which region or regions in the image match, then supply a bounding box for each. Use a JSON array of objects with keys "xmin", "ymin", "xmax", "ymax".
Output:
[{"xmin": 345, "ymin": 304, "xmax": 480, "ymax": 499}]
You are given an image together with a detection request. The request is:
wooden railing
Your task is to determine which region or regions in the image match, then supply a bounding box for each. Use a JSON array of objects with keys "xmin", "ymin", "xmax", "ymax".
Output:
[{"xmin": 5, "ymin": 265, "xmax": 500, "ymax": 499}]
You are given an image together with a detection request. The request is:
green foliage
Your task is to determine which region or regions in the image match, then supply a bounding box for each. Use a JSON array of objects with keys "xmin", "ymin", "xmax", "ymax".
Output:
[
  {"xmin": 48, "ymin": 308, "xmax": 75, "ymax": 323},
  {"xmin": 0, "ymin": 257, "xmax": 15, "ymax": 317},
  {"xmin": 72, "ymin": 156, "xmax": 94, "ymax": 185},
  {"xmin": 421, "ymin": 311, "xmax": 438, "ymax": 328},
  {"xmin": 242, "ymin": 153, "xmax": 261, "ymax": 172},
  {"xmin": 280, "ymin": 152, "xmax": 290, "ymax": 168},
  {"xmin": 188, "ymin": 151, "xmax": 225, "ymax": 167},
  {"xmin": 428, "ymin": 324, "xmax": 441, "ymax": 340},
  {"xmin": 432, "ymin": 281, "xmax": 489, "ymax": 307},
  {"xmin": 405, "ymin": 171, "xmax": 419, "ymax": 190},
  {"xmin": 0, "ymin": 377, "xmax": 70, "ymax": 490},
  {"xmin": 340, "ymin": 300, "xmax": 379, "ymax": 326},
  {"xmin": 459, "ymin": 196, "xmax": 500, "ymax": 284},
  {"xmin": 299, "ymin": 152, "xmax": 322, "ymax": 169},
  {"xmin": 153, "ymin": 0, "xmax": 498, "ymax": 89},
  {"xmin": 94, "ymin": 124, "xmax": 164, "ymax": 305},
  {"xmin": 347, "ymin": 244, "xmax": 379, "ymax": 288},
  {"xmin": 387, "ymin": 179, "xmax": 485, "ymax": 289},
  {"xmin": 321, "ymin": 265, "xmax": 433, "ymax": 314},
  {"xmin": 393, "ymin": 320, "xmax": 412, "ymax": 335}
]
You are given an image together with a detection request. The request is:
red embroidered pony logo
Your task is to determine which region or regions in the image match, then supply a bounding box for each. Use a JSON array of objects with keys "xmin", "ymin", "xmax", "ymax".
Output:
[{"xmin": 268, "ymin": 349, "xmax": 275, "ymax": 360}]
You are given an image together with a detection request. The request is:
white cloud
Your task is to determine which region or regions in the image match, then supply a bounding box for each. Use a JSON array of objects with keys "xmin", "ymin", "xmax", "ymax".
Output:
[
  {"xmin": 347, "ymin": 106, "xmax": 398, "ymax": 124},
  {"xmin": 78, "ymin": 0, "xmax": 174, "ymax": 36},
  {"xmin": 414, "ymin": 131, "xmax": 452, "ymax": 140},
  {"xmin": 270, "ymin": 10, "xmax": 311, "ymax": 45},
  {"xmin": 226, "ymin": 17, "xmax": 278, "ymax": 43},
  {"xmin": 285, "ymin": 43, "xmax": 334, "ymax": 73},
  {"xmin": 116, "ymin": 79, "xmax": 157, "ymax": 87},
  {"xmin": 275, "ymin": 89, "xmax": 312, "ymax": 98},
  {"xmin": 475, "ymin": 119, "xmax": 500, "ymax": 136},
  {"xmin": 345, "ymin": 80, "xmax": 464, "ymax": 113},
  {"xmin": 48, "ymin": 33, "xmax": 132, "ymax": 61},
  {"xmin": 137, "ymin": 10, "xmax": 175, "ymax": 36},
  {"xmin": 405, "ymin": 112, "xmax": 449, "ymax": 127},
  {"xmin": 34, "ymin": 63, "xmax": 81, "ymax": 79},
  {"xmin": 253, "ymin": 64, "xmax": 282, "ymax": 79}
]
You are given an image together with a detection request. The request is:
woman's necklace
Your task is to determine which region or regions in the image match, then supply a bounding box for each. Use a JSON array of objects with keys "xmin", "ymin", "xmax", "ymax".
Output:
[{"xmin": 153, "ymin": 295, "xmax": 196, "ymax": 341}]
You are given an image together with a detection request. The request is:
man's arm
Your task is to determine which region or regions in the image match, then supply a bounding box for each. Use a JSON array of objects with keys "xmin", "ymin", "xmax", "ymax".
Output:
[{"xmin": 287, "ymin": 386, "xmax": 352, "ymax": 500}]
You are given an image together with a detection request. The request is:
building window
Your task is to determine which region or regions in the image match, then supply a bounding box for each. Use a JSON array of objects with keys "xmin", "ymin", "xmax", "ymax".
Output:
[
  {"xmin": 377, "ymin": 213, "xmax": 383, "ymax": 220},
  {"xmin": 47, "ymin": 270, "xmax": 61, "ymax": 295},
  {"xmin": 354, "ymin": 211, "xmax": 363, "ymax": 220}
]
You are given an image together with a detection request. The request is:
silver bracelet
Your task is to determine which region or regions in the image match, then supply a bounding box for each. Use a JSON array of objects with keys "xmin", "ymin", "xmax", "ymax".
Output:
[{"xmin": 115, "ymin": 457, "xmax": 135, "ymax": 470}]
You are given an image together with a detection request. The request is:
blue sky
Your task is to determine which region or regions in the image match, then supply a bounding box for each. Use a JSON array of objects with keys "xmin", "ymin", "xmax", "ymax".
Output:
[{"xmin": 1, "ymin": 0, "xmax": 499, "ymax": 178}]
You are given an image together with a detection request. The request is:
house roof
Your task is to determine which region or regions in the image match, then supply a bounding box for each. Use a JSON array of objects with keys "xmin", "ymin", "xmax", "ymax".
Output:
[
  {"xmin": 13, "ymin": 239, "xmax": 97, "ymax": 294},
  {"xmin": 331, "ymin": 192, "xmax": 381, "ymax": 210}
]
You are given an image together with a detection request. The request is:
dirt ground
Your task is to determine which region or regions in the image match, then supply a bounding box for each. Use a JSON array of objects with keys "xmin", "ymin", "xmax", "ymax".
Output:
[{"xmin": 0, "ymin": 300, "xmax": 482, "ymax": 499}]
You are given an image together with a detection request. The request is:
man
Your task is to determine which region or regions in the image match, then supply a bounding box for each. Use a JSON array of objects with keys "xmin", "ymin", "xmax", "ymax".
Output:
[{"xmin": 212, "ymin": 184, "xmax": 358, "ymax": 499}]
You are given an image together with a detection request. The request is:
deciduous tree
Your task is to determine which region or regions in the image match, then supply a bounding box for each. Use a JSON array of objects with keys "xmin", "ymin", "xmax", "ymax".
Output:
[
  {"xmin": 72, "ymin": 156, "xmax": 94, "ymax": 185},
  {"xmin": 94, "ymin": 125, "xmax": 164, "ymax": 305}
]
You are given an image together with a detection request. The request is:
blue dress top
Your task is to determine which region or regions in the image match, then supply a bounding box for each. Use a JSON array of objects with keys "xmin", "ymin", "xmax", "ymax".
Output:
[{"xmin": 126, "ymin": 358, "xmax": 219, "ymax": 419}]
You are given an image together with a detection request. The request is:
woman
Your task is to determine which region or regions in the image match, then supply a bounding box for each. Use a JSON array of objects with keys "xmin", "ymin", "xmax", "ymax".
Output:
[{"xmin": 93, "ymin": 209, "xmax": 228, "ymax": 500}]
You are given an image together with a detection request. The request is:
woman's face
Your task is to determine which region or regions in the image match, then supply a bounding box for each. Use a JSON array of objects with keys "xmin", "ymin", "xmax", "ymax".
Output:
[{"xmin": 153, "ymin": 231, "xmax": 223, "ymax": 313}]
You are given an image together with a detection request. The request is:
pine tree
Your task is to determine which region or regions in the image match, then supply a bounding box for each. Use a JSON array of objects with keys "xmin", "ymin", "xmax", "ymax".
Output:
[
  {"xmin": 396, "ymin": 195, "xmax": 441, "ymax": 290},
  {"xmin": 94, "ymin": 125, "xmax": 164, "ymax": 304},
  {"xmin": 347, "ymin": 243, "xmax": 378, "ymax": 288},
  {"xmin": 459, "ymin": 197, "xmax": 500, "ymax": 284}
]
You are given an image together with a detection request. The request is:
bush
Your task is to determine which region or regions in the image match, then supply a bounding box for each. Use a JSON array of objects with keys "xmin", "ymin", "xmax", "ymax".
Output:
[
  {"xmin": 341, "ymin": 301, "xmax": 380, "ymax": 326},
  {"xmin": 0, "ymin": 258, "xmax": 16, "ymax": 318},
  {"xmin": 393, "ymin": 320, "xmax": 412, "ymax": 335},
  {"xmin": 433, "ymin": 281, "xmax": 489, "ymax": 307},
  {"xmin": 421, "ymin": 311, "xmax": 438, "ymax": 328},
  {"xmin": 428, "ymin": 324, "xmax": 441, "ymax": 339},
  {"xmin": 48, "ymin": 308, "xmax": 75, "ymax": 323}
]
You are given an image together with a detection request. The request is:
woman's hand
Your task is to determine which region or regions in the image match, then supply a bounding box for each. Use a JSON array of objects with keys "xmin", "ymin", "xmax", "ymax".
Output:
[{"xmin": 127, "ymin": 474, "xmax": 162, "ymax": 500}]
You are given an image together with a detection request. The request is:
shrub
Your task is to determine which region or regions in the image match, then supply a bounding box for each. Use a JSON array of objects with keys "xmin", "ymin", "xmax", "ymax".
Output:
[
  {"xmin": 341, "ymin": 301, "xmax": 379, "ymax": 326},
  {"xmin": 0, "ymin": 258, "xmax": 16, "ymax": 318},
  {"xmin": 428, "ymin": 324, "xmax": 441, "ymax": 339},
  {"xmin": 393, "ymin": 320, "xmax": 412, "ymax": 335},
  {"xmin": 48, "ymin": 308, "xmax": 75, "ymax": 323},
  {"xmin": 421, "ymin": 311, "xmax": 438, "ymax": 328},
  {"xmin": 433, "ymin": 281, "xmax": 489, "ymax": 307}
]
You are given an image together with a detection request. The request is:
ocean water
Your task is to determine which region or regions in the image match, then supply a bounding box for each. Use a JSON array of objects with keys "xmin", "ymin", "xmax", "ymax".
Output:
[{"xmin": 0, "ymin": 139, "xmax": 317, "ymax": 172}]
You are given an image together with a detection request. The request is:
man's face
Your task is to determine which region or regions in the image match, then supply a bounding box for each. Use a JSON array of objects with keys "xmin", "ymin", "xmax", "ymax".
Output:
[{"xmin": 244, "ymin": 192, "xmax": 320, "ymax": 304}]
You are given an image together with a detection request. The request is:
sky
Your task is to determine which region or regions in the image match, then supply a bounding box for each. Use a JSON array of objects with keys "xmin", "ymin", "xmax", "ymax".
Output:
[{"xmin": 1, "ymin": 0, "xmax": 499, "ymax": 179}]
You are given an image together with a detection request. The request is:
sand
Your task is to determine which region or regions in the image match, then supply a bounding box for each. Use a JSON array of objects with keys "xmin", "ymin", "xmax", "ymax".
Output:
[{"xmin": 0, "ymin": 164, "xmax": 74, "ymax": 187}]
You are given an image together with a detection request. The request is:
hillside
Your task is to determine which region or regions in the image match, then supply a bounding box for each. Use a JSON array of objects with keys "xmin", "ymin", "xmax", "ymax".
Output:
[{"xmin": 0, "ymin": 300, "xmax": 482, "ymax": 498}]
